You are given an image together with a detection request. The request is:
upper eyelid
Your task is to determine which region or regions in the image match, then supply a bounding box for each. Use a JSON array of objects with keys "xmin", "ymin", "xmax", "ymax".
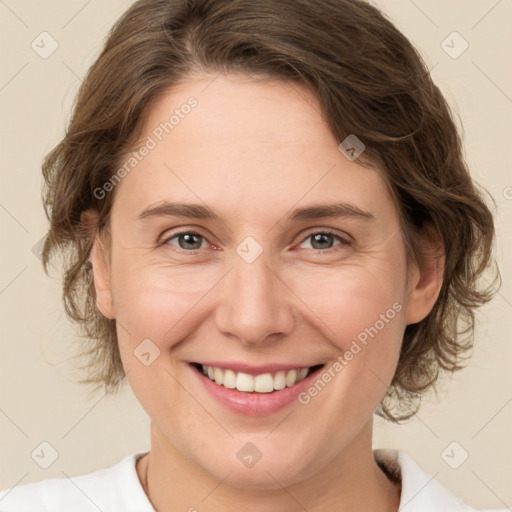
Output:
[
  {"xmin": 300, "ymin": 229, "xmax": 351, "ymax": 241},
  {"xmin": 297, "ymin": 231, "xmax": 352, "ymax": 249}
]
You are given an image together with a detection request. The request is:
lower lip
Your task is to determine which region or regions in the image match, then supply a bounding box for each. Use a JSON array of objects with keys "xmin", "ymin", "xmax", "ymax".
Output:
[{"xmin": 190, "ymin": 364, "xmax": 322, "ymax": 416}]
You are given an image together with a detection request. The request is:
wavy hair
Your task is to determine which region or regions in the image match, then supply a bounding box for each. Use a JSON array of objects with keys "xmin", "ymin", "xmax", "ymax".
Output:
[{"xmin": 41, "ymin": 0, "xmax": 499, "ymax": 421}]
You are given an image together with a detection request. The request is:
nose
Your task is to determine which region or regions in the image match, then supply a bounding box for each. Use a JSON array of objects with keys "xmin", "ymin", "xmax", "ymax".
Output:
[{"xmin": 214, "ymin": 250, "xmax": 295, "ymax": 347}]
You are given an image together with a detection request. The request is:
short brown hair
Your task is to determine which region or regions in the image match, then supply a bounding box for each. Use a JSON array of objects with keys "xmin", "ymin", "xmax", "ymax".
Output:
[{"xmin": 41, "ymin": 0, "xmax": 499, "ymax": 421}]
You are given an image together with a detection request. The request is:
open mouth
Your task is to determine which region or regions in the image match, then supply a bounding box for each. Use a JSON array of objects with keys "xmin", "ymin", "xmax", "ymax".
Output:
[{"xmin": 190, "ymin": 362, "xmax": 325, "ymax": 393}]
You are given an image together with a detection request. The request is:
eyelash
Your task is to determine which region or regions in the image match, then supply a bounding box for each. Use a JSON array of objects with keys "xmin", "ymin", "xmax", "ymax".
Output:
[{"xmin": 159, "ymin": 229, "xmax": 352, "ymax": 253}]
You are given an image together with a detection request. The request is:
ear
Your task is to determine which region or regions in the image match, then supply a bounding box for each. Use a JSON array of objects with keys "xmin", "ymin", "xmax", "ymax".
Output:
[
  {"xmin": 404, "ymin": 225, "xmax": 444, "ymax": 325},
  {"xmin": 81, "ymin": 209, "xmax": 115, "ymax": 320}
]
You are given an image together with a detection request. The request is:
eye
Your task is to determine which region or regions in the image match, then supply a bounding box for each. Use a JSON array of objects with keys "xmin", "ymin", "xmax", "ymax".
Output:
[
  {"xmin": 297, "ymin": 230, "xmax": 351, "ymax": 251},
  {"xmin": 162, "ymin": 231, "xmax": 209, "ymax": 251},
  {"xmin": 159, "ymin": 229, "xmax": 351, "ymax": 253}
]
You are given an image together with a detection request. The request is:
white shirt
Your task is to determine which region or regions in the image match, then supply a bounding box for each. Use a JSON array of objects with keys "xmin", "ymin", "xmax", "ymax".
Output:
[{"xmin": 0, "ymin": 449, "xmax": 477, "ymax": 511}]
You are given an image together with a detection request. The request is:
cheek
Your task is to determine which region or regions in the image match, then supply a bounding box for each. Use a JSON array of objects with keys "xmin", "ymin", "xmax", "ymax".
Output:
[
  {"xmin": 288, "ymin": 256, "xmax": 407, "ymax": 409},
  {"xmin": 290, "ymin": 256, "xmax": 407, "ymax": 345},
  {"xmin": 110, "ymin": 256, "xmax": 222, "ymax": 346},
  {"xmin": 110, "ymin": 238, "xmax": 408, "ymax": 370}
]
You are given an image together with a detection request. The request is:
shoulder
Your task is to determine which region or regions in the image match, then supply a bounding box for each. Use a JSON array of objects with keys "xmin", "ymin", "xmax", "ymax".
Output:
[
  {"xmin": 0, "ymin": 452, "xmax": 154, "ymax": 512},
  {"xmin": 374, "ymin": 448, "xmax": 477, "ymax": 512}
]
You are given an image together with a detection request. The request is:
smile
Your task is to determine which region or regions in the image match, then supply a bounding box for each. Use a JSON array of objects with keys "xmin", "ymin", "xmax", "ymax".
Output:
[
  {"xmin": 196, "ymin": 363, "xmax": 324, "ymax": 393},
  {"xmin": 189, "ymin": 361, "xmax": 325, "ymax": 414}
]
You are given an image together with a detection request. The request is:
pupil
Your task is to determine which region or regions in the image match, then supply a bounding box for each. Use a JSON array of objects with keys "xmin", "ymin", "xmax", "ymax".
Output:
[
  {"xmin": 312, "ymin": 233, "xmax": 333, "ymax": 249},
  {"xmin": 180, "ymin": 234, "xmax": 201, "ymax": 249}
]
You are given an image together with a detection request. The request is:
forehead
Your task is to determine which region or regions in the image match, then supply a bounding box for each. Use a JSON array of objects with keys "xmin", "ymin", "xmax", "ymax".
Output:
[{"xmin": 111, "ymin": 74, "xmax": 398, "ymax": 227}]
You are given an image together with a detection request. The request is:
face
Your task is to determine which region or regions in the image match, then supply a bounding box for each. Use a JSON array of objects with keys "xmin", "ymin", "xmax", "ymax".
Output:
[{"xmin": 89, "ymin": 73, "xmax": 437, "ymax": 488}]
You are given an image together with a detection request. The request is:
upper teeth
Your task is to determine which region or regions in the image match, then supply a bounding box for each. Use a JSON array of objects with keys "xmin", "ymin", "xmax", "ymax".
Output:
[{"xmin": 202, "ymin": 365, "xmax": 309, "ymax": 393}]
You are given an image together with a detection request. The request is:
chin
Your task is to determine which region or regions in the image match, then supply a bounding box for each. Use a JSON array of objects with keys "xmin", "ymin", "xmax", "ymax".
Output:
[
  {"xmin": 209, "ymin": 462, "xmax": 307, "ymax": 490},
  {"xmin": 195, "ymin": 441, "xmax": 322, "ymax": 490}
]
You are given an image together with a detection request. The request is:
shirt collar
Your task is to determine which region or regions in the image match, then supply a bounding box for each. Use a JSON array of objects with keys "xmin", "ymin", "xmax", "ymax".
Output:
[{"xmin": 374, "ymin": 449, "xmax": 475, "ymax": 511}]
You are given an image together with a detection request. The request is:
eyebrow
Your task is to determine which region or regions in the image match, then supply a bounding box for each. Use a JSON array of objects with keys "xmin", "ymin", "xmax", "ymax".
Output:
[{"xmin": 137, "ymin": 201, "xmax": 375, "ymax": 224}]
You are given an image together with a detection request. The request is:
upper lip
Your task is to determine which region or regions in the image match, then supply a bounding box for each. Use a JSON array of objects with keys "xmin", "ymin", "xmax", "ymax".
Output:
[{"xmin": 191, "ymin": 361, "xmax": 324, "ymax": 375}]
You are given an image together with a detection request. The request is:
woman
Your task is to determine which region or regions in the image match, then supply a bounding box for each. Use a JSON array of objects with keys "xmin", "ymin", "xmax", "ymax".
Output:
[{"xmin": 0, "ymin": 0, "xmax": 498, "ymax": 510}]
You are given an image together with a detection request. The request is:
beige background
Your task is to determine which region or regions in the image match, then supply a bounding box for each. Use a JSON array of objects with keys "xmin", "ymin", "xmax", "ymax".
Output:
[{"xmin": 0, "ymin": 0, "xmax": 511, "ymax": 509}]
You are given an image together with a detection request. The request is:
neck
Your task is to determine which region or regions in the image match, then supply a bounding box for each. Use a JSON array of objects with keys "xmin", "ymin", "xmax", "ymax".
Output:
[{"xmin": 137, "ymin": 420, "xmax": 400, "ymax": 512}]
